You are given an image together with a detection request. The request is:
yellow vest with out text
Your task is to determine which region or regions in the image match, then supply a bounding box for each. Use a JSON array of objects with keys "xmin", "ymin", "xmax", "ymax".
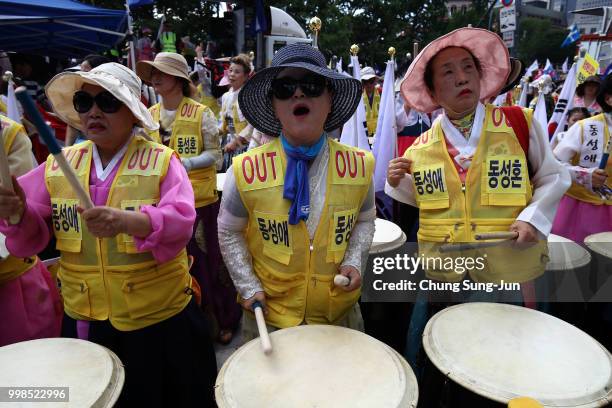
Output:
[
  {"xmin": 233, "ymin": 138, "xmax": 374, "ymax": 328},
  {"xmin": 0, "ymin": 99, "xmax": 6, "ymax": 115},
  {"xmin": 160, "ymin": 32, "xmax": 177, "ymax": 53},
  {"xmin": 221, "ymin": 97, "xmax": 248, "ymax": 135},
  {"xmin": 196, "ymin": 84, "xmax": 221, "ymax": 118},
  {"xmin": 0, "ymin": 116, "xmax": 38, "ymax": 285},
  {"xmin": 363, "ymin": 91, "xmax": 380, "ymax": 137},
  {"xmin": 45, "ymin": 137, "xmax": 192, "ymax": 331},
  {"xmin": 404, "ymin": 105, "xmax": 548, "ymax": 283},
  {"xmin": 566, "ymin": 114, "xmax": 612, "ymax": 205},
  {"xmin": 149, "ymin": 97, "xmax": 218, "ymax": 207}
]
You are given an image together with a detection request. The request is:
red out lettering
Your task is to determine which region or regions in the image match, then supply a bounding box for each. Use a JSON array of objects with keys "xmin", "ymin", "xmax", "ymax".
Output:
[
  {"xmin": 180, "ymin": 104, "xmax": 197, "ymax": 118},
  {"xmin": 346, "ymin": 151, "xmax": 357, "ymax": 177},
  {"xmin": 73, "ymin": 149, "xmax": 88, "ymax": 169},
  {"xmin": 356, "ymin": 151, "xmax": 366, "ymax": 177},
  {"xmin": 492, "ymin": 108, "xmax": 503, "ymax": 127},
  {"xmin": 266, "ymin": 152, "xmax": 277, "ymax": 179},
  {"xmin": 255, "ymin": 153, "xmax": 267, "ymax": 182},
  {"xmin": 152, "ymin": 148, "xmax": 164, "ymax": 168},
  {"xmin": 242, "ymin": 156, "xmax": 255, "ymax": 184},
  {"xmin": 335, "ymin": 151, "xmax": 346, "ymax": 177},
  {"xmin": 139, "ymin": 148, "xmax": 152, "ymax": 170}
]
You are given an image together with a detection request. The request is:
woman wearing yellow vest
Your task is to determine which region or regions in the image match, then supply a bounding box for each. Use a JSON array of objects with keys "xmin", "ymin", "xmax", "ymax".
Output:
[
  {"xmin": 219, "ymin": 54, "xmax": 254, "ymax": 170},
  {"xmin": 386, "ymin": 28, "xmax": 570, "ymax": 285},
  {"xmin": 551, "ymin": 74, "xmax": 611, "ymax": 242},
  {"xmin": 137, "ymin": 52, "xmax": 242, "ymax": 344},
  {"xmin": 218, "ymin": 44, "xmax": 376, "ymax": 339},
  {"xmin": 361, "ymin": 66, "xmax": 381, "ymax": 137},
  {"xmin": 0, "ymin": 63, "xmax": 217, "ymax": 407},
  {"xmin": 0, "ymin": 114, "xmax": 62, "ymax": 347}
]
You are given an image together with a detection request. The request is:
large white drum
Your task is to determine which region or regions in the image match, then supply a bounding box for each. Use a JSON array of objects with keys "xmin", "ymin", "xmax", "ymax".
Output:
[
  {"xmin": 546, "ymin": 234, "xmax": 591, "ymax": 272},
  {"xmin": 0, "ymin": 338, "xmax": 124, "ymax": 407},
  {"xmin": 423, "ymin": 303, "xmax": 612, "ymax": 407},
  {"xmin": 215, "ymin": 325, "xmax": 418, "ymax": 408},
  {"xmin": 370, "ymin": 218, "xmax": 406, "ymax": 254},
  {"xmin": 584, "ymin": 232, "xmax": 612, "ymax": 291}
]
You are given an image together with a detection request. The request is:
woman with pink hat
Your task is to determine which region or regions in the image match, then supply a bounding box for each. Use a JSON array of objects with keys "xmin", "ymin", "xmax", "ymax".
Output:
[
  {"xmin": 386, "ymin": 27, "xmax": 570, "ymax": 284},
  {"xmin": 137, "ymin": 52, "xmax": 241, "ymax": 345}
]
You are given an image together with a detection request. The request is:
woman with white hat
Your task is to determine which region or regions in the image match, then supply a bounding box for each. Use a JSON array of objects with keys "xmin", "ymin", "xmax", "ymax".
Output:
[
  {"xmin": 386, "ymin": 27, "xmax": 570, "ymax": 284},
  {"xmin": 361, "ymin": 66, "xmax": 381, "ymax": 137},
  {"xmin": 218, "ymin": 43, "xmax": 376, "ymax": 339},
  {"xmin": 137, "ymin": 52, "xmax": 241, "ymax": 345},
  {"xmin": 0, "ymin": 62, "xmax": 217, "ymax": 406}
]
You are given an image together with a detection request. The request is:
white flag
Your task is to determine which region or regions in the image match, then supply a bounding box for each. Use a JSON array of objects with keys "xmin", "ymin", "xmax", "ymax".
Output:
[
  {"xmin": 336, "ymin": 57, "xmax": 342, "ymax": 74},
  {"xmin": 544, "ymin": 59, "xmax": 553, "ymax": 73},
  {"xmin": 340, "ymin": 55, "xmax": 370, "ymax": 151},
  {"xmin": 534, "ymin": 93, "xmax": 548, "ymax": 134},
  {"xmin": 492, "ymin": 92, "xmax": 507, "ymax": 107},
  {"xmin": 561, "ymin": 58, "xmax": 568, "ymax": 74},
  {"xmin": 6, "ymin": 79, "xmax": 21, "ymax": 123},
  {"xmin": 517, "ymin": 79, "xmax": 529, "ymax": 108},
  {"xmin": 372, "ymin": 59, "xmax": 397, "ymax": 192},
  {"xmin": 549, "ymin": 62, "xmax": 577, "ymax": 140},
  {"xmin": 525, "ymin": 59, "xmax": 539, "ymax": 77}
]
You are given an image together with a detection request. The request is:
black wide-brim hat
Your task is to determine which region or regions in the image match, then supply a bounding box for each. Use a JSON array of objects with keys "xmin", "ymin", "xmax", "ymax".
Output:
[
  {"xmin": 238, "ymin": 43, "xmax": 362, "ymax": 137},
  {"xmin": 596, "ymin": 73, "xmax": 611, "ymax": 111}
]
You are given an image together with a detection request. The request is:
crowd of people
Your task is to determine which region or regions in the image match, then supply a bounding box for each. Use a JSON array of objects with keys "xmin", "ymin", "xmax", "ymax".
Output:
[{"xmin": 0, "ymin": 25, "xmax": 610, "ymax": 407}]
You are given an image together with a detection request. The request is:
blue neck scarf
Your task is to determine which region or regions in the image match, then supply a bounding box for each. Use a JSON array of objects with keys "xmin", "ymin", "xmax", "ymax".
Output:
[{"xmin": 281, "ymin": 132, "xmax": 326, "ymax": 225}]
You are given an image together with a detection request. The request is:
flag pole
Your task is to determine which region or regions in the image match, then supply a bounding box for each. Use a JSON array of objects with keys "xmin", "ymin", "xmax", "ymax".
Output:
[{"xmin": 125, "ymin": 0, "xmax": 137, "ymax": 71}]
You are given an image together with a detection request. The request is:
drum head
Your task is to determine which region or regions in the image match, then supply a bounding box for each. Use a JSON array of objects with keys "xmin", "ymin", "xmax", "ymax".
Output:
[
  {"xmin": 216, "ymin": 325, "xmax": 418, "ymax": 408},
  {"xmin": 371, "ymin": 219, "xmax": 406, "ymax": 254},
  {"xmin": 546, "ymin": 234, "xmax": 591, "ymax": 271},
  {"xmin": 584, "ymin": 232, "xmax": 612, "ymax": 259},
  {"xmin": 0, "ymin": 338, "xmax": 124, "ymax": 407},
  {"xmin": 423, "ymin": 303, "xmax": 612, "ymax": 407}
]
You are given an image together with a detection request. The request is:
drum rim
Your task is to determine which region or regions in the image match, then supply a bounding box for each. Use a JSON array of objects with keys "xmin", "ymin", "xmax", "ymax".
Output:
[
  {"xmin": 0, "ymin": 338, "xmax": 125, "ymax": 408},
  {"xmin": 584, "ymin": 233, "xmax": 612, "ymax": 259},
  {"xmin": 423, "ymin": 302, "xmax": 612, "ymax": 407},
  {"xmin": 215, "ymin": 325, "xmax": 419, "ymax": 408},
  {"xmin": 546, "ymin": 237, "xmax": 592, "ymax": 271},
  {"xmin": 370, "ymin": 219, "xmax": 407, "ymax": 255}
]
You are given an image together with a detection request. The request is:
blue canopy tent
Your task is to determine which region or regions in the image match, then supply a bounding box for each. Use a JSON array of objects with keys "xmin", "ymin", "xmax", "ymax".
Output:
[{"xmin": 0, "ymin": 0, "xmax": 128, "ymax": 58}]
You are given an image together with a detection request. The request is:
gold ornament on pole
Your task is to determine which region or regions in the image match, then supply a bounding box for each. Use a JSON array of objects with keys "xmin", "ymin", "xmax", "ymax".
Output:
[
  {"xmin": 388, "ymin": 47, "xmax": 396, "ymax": 59},
  {"xmin": 2, "ymin": 71, "xmax": 13, "ymax": 83},
  {"xmin": 248, "ymin": 51, "xmax": 255, "ymax": 61},
  {"xmin": 309, "ymin": 16, "xmax": 322, "ymax": 49},
  {"xmin": 350, "ymin": 44, "xmax": 359, "ymax": 56}
]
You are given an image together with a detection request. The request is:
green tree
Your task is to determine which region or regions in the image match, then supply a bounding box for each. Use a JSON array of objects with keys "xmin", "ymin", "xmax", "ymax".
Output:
[{"xmin": 516, "ymin": 18, "xmax": 575, "ymax": 65}]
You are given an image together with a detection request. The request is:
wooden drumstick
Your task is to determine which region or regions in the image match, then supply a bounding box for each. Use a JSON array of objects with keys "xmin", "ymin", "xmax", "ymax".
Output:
[
  {"xmin": 475, "ymin": 231, "xmax": 519, "ymax": 241},
  {"xmin": 334, "ymin": 274, "xmax": 350, "ymax": 287},
  {"xmin": 252, "ymin": 301, "xmax": 272, "ymax": 355},
  {"xmin": 15, "ymin": 87, "xmax": 93, "ymax": 209},
  {"xmin": 0, "ymin": 120, "xmax": 20, "ymax": 224},
  {"xmin": 439, "ymin": 240, "xmax": 511, "ymax": 253}
]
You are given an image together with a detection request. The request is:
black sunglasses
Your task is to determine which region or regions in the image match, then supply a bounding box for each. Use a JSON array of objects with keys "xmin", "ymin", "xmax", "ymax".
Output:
[
  {"xmin": 73, "ymin": 90, "xmax": 123, "ymax": 114},
  {"xmin": 270, "ymin": 74, "xmax": 328, "ymax": 100}
]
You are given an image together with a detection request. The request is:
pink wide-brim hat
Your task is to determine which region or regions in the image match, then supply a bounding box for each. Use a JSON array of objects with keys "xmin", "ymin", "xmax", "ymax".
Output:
[{"xmin": 400, "ymin": 27, "xmax": 510, "ymax": 113}]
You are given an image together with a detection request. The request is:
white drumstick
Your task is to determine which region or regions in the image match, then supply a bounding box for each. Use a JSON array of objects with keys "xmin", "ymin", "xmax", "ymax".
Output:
[
  {"xmin": 334, "ymin": 274, "xmax": 350, "ymax": 287},
  {"xmin": 252, "ymin": 301, "xmax": 272, "ymax": 355}
]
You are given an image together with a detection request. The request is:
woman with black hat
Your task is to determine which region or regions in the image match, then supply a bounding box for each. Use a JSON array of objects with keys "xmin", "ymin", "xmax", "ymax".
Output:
[
  {"xmin": 217, "ymin": 43, "xmax": 376, "ymax": 339},
  {"xmin": 552, "ymin": 73, "xmax": 611, "ymax": 242}
]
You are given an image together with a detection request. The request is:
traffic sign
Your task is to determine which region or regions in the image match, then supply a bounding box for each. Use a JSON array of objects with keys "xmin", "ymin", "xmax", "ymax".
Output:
[
  {"xmin": 501, "ymin": 0, "xmax": 514, "ymax": 7},
  {"xmin": 500, "ymin": 5, "xmax": 516, "ymax": 33}
]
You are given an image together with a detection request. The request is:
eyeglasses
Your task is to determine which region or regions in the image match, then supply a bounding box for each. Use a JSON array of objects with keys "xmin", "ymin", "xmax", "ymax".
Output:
[
  {"xmin": 73, "ymin": 90, "xmax": 123, "ymax": 114},
  {"xmin": 270, "ymin": 74, "xmax": 328, "ymax": 100}
]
